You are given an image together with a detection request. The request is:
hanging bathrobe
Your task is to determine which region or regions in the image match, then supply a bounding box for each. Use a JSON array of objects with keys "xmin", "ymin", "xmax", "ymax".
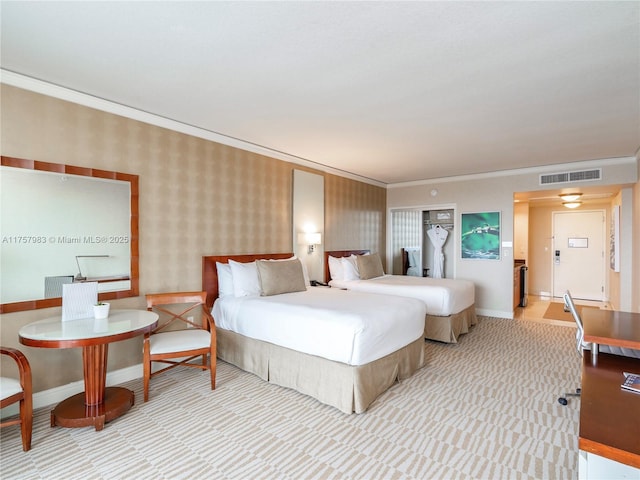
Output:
[{"xmin": 427, "ymin": 225, "xmax": 449, "ymax": 278}]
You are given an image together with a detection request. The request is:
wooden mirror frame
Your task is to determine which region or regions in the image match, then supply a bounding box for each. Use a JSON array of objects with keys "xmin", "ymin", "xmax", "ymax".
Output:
[{"xmin": 0, "ymin": 156, "xmax": 139, "ymax": 313}]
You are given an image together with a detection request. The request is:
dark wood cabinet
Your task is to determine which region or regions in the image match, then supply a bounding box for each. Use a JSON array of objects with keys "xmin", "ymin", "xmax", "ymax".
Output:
[{"xmin": 513, "ymin": 266, "xmax": 521, "ymax": 310}]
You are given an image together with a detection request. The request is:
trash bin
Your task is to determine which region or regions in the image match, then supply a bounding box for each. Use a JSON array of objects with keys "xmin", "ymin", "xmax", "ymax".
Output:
[{"xmin": 520, "ymin": 265, "xmax": 528, "ymax": 307}]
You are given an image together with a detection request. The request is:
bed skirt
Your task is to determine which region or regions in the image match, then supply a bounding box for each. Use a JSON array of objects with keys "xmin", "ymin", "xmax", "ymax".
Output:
[
  {"xmin": 216, "ymin": 328, "xmax": 425, "ymax": 414},
  {"xmin": 425, "ymin": 303, "xmax": 477, "ymax": 343}
]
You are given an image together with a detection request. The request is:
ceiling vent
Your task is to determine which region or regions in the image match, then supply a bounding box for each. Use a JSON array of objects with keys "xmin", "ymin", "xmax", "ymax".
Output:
[{"xmin": 539, "ymin": 168, "xmax": 601, "ymax": 186}]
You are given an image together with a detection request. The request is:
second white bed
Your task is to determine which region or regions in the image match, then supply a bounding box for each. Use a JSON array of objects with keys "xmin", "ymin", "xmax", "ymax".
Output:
[
  {"xmin": 324, "ymin": 250, "xmax": 477, "ymax": 343},
  {"xmin": 328, "ymin": 274, "xmax": 474, "ymax": 317}
]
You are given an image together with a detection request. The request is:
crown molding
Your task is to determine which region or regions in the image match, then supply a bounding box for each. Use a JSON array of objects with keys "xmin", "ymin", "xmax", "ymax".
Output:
[
  {"xmin": 387, "ymin": 157, "xmax": 637, "ymax": 189},
  {"xmin": 1, "ymin": 70, "xmax": 386, "ymax": 188}
]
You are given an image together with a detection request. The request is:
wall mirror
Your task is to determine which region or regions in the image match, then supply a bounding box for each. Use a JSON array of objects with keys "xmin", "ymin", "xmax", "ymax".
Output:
[{"xmin": 0, "ymin": 156, "xmax": 139, "ymax": 313}]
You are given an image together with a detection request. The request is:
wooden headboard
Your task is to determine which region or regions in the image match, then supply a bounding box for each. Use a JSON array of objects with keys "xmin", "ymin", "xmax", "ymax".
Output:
[
  {"xmin": 202, "ymin": 253, "xmax": 292, "ymax": 309},
  {"xmin": 324, "ymin": 250, "xmax": 370, "ymax": 282}
]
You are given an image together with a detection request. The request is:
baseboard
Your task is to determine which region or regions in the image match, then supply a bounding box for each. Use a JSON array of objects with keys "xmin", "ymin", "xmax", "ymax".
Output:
[
  {"xmin": 0, "ymin": 363, "xmax": 143, "ymax": 419},
  {"xmin": 476, "ymin": 308, "xmax": 513, "ymax": 319}
]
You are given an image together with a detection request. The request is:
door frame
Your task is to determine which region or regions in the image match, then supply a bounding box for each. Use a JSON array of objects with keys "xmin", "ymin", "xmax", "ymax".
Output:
[{"xmin": 551, "ymin": 208, "xmax": 606, "ymax": 301}]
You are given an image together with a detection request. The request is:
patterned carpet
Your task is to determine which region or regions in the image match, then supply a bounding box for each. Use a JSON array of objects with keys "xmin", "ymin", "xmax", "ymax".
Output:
[{"xmin": 0, "ymin": 317, "xmax": 580, "ymax": 480}]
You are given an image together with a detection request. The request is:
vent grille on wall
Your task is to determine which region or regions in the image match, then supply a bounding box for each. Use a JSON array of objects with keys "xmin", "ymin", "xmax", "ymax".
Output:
[{"xmin": 539, "ymin": 168, "xmax": 601, "ymax": 185}]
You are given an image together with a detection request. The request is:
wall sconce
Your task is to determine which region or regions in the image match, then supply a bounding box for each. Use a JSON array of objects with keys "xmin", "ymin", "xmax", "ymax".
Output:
[
  {"xmin": 559, "ymin": 193, "xmax": 582, "ymax": 209},
  {"xmin": 297, "ymin": 232, "xmax": 321, "ymax": 254},
  {"xmin": 75, "ymin": 255, "xmax": 109, "ymax": 281}
]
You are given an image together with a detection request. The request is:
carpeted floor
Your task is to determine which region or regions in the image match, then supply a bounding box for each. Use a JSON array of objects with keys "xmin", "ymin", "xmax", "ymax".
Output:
[
  {"xmin": 0, "ymin": 317, "xmax": 580, "ymax": 480},
  {"xmin": 542, "ymin": 302, "xmax": 598, "ymax": 323}
]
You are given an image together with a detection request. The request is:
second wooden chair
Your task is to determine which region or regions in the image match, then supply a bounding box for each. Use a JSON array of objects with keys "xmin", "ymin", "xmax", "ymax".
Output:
[{"xmin": 144, "ymin": 291, "xmax": 216, "ymax": 402}]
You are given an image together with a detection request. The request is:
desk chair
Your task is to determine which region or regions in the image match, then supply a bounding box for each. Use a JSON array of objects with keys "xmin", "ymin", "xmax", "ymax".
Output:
[
  {"xmin": 144, "ymin": 291, "xmax": 216, "ymax": 402},
  {"xmin": 558, "ymin": 291, "xmax": 640, "ymax": 405},
  {"xmin": 0, "ymin": 347, "xmax": 33, "ymax": 451}
]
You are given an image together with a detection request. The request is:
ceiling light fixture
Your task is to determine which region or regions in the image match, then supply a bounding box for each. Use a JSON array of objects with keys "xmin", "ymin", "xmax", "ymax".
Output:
[
  {"xmin": 559, "ymin": 193, "xmax": 582, "ymax": 202},
  {"xmin": 562, "ymin": 201, "xmax": 582, "ymax": 209},
  {"xmin": 559, "ymin": 192, "xmax": 582, "ymax": 209}
]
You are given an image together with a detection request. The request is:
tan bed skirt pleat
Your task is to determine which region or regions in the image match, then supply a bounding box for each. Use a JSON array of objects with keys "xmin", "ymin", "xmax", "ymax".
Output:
[
  {"xmin": 216, "ymin": 328, "xmax": 425, "ymax": 414},
  {"xmin": 425, "ymin": 303, "xmax": 477, "ymax": 343}
]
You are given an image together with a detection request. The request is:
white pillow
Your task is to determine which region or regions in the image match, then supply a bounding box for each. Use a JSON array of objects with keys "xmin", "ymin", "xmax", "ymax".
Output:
[
  {"xmin": 341, "ymin": 255, "xmax": 360, "ymax": 281},
  {"xmin": 229, "ymin": 259, "xmax": 260, "ymax": 297},
  {"xmin": 216, "ymin": 262, "xmax": 234, "ymax": 298},
  {"xmin": 328, "ymin": 255, "xmax": 344, "ymax": 281}
]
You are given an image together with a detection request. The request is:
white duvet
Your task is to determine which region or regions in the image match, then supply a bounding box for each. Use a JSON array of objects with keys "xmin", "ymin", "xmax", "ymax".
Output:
[
  {"xmin": 212, "ymin": 287, "xmax": 426, "ymax": 366},
  {"xmin": 329, "ymin": 275, "xmax": 474, "ymax": 316}
]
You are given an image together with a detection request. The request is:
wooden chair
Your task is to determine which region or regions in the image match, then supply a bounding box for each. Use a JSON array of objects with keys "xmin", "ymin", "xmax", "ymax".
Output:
[
  {"xmin": 144, "ymin": 291, "xmax": 216, "ymax": 402},
  {"xmin": 0, "ymin": 347, "xmax": 33, "ymax": 451}
]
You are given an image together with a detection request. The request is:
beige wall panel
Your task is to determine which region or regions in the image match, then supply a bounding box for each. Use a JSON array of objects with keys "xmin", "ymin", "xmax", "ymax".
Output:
[
  {"xmin": 527, "ymin": 205, "xmax": 554, "ymax": 297},
  {"xmin": 0, "ymin": 85, "xmax": 385, "ymax": 392},
  {"xmin": 513, "ymin": 202, "xmax": 529, "ymax": 263},
  {"xmin": 325, "ymin": 173, "xmax": 386, "ymax": 263}
]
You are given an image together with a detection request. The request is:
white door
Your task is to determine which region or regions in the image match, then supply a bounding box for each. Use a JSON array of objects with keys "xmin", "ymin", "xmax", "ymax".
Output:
[{"xmin": 552, "ymin": 210, "xmax": 605, "ymax": 300}]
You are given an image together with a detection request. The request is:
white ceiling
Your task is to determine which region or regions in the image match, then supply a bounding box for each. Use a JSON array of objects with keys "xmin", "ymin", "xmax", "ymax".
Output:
[{"xmin": 1, "ymin": 1, "xmax": 639, "ymax": 185}]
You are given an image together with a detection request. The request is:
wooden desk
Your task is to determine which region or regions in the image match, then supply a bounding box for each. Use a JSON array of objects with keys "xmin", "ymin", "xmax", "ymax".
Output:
[
  {"xmin": 19, "ymin": 310, "xmax": 158, "ymax": 431},
  {"xmin": 579, "ymin": 351, "xmax": 640, "ymax": 469},
  {"xmin": 582, "ymin": 309, "xmax": 640, "ymax": 361}
]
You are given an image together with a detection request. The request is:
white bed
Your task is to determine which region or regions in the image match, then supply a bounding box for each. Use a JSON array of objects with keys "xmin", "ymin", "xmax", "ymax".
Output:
[
  {"xmin": 329, "ymin": 275, "xmax": 474, "ymax": 317},
  {"xmin": 213, "ymin": 287, "xmax": 425, "ymax": 365},
  {"xmin": 325, "ymin": 250, "xmax": 477, "ymax": 343},
  {"xmin": 203, "ymin": 253, "xmax": 427, "ymax": 414}
]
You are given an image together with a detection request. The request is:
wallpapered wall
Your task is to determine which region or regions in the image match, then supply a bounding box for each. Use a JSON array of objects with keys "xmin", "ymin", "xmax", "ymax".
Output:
[
  {"xmin": 325, "ymin": 174, "xmax": 386, "ymax": 254},
  {"xmin": 0, "ymin": 84, "xmax": 386, "ymax": 391}
]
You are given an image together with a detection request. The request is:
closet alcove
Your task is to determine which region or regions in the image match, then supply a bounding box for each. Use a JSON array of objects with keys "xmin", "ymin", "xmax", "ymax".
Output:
[
  {"xmin": 423, "ymin": 209, "xmax": 454, "ymax": 278},
  {"xmin": 390, "ymin": 207, "xmax": 455, "ymax": 278}
]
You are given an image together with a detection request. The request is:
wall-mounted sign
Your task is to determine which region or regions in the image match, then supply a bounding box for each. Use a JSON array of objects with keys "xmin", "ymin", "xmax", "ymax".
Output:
[{"xmin": 568, "ymin": 237, "xmax": 588, "ymax": 248}]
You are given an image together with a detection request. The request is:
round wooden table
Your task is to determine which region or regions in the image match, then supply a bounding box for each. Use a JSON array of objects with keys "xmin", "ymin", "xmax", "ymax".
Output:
[{"xmin": 19, "ymin": 309, "xmax": 158, "ymax": 431}]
